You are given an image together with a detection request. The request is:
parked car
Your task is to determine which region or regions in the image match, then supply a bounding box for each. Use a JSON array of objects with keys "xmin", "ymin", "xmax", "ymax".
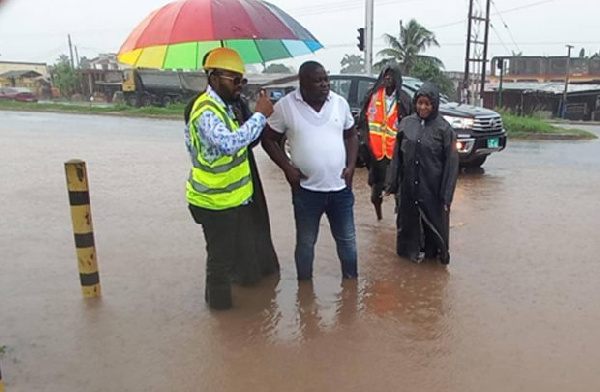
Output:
[
  {"xmin": 0, "ymin": 87, "xmax": 38, "ymax": 103},
  {"xmin": 265, "ymin": 74, "xmax": 507, "ymax": 168}
]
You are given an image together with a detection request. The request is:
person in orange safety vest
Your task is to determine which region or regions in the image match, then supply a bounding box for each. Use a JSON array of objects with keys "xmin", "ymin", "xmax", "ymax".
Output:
[{"xmin": 358, "ymin": 64, "xmax": 412, "ymax": 220}]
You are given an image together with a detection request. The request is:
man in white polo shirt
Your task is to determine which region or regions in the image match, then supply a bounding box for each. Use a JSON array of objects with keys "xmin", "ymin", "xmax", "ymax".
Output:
[{"xmin": 262, "ymin": 61, "xmax": 359, "ymax": 280}]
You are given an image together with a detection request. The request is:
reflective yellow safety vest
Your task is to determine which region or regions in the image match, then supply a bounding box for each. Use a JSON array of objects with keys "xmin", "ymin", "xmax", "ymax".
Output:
[{"xmin": 186, "ymin": 93, "xmax": 253, "ymax": 210}]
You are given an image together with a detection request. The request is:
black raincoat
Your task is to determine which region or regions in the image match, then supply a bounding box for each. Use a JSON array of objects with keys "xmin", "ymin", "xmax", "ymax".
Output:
[
  {"xmin": 357, "ymin": 64, "xmax": 413, "ymax": 217},
  {"xmin": 386, "ymin": 82, "xmax": 459, "ymax": 263},
  {"xmin": 185, "ymin": 95, "xmax": 280, "ymax": 284},
  {"xmin": 357, "ymin": 64, "xmax": 413, "ymax": 167}
]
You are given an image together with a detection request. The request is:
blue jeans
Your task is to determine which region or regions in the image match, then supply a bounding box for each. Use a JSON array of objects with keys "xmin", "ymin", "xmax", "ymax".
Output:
[{"xmin": 292, "ymin": 187, "xmax": 358, "ymax": 280}]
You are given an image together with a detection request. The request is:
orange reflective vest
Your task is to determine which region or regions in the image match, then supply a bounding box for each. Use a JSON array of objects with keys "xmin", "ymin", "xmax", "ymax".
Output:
[{"xmin": 367, "ymin": 87, "xmax": 399, "ymax": 160}]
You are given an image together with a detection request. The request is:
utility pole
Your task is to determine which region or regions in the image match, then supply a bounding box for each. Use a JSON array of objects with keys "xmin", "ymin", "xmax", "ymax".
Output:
[
  {"xmin": 462, "ymin": 0, "xmax": 474, "ymax": 101},
  {"xmin": 562, "ymin": 44, "xmax": 574, "ymax": 119},
  {"xmin": 75, "ymin": 46, "xmax": 80, "ymax": 68},
  {"xmin": 68, "ymin": 34, "xmax": 75, "ymax": 68},
  {"xmin": 480, "ymin": 0, "xmax": 492, "ymax": 98},
  {"xmin": 463, "ymin": 0, "xmax": 491, "ymax": 105},
  {"xmin": 498, "ymin": 58, "xmax": 504, "ymax": 108},
  {"xmin": 364, "ymin": 0, "xmax": 374, "ymax": 75}
]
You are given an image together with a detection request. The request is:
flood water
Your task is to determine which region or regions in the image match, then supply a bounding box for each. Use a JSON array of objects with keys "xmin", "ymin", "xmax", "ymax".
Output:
[{"xmin": 1, "ymin": 111, "xmax": 600, "ymax": 391}]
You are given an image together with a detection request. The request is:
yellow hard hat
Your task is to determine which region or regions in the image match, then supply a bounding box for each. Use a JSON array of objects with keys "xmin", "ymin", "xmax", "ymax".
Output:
[{"xmin": 203, "ymin": 47, "xmax": 245, "ymax": 75}]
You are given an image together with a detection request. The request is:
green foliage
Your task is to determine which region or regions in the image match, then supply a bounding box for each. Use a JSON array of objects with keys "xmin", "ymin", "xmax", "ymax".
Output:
[
  {"xmin": 79, "ymin": 56, "xmax": 92, "ymax": 69},
  {"xmin": 340, "ymin": 54, "xmax": 365, "ymax": 74},
  {"xmin": 49, "ymin": 56, "xmax": 81, "ymax": 99},
  {"xmin": 375, "ymin": 19, "xmax": 441, "ymax": 75},
  {"xmin": 262, "ymin": 63, "xmax": 293, "ymax": 74},
  {"xmin": 410, "ymin": 58, "xmax": 455, "ymax": 97}
]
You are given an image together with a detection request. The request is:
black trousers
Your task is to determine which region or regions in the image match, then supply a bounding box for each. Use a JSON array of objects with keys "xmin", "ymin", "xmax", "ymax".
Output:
[
  {"xmin": 368, "ymin": 157, "xmax": 391, "ymax": 204},
  {"xmin": 189, "ymin": 203, "xmax": 245, "ymax": 293}
]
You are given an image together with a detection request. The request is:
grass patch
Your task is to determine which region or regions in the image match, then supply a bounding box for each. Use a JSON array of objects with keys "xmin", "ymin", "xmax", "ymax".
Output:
[
  {"xmin": 502, "ymin": 113, "xmax": 597, "ymax": 140},
  {"xmin": 2, "ymin": 101, "xmax": 597, "ymax": 140},
  {"xmin": 0, "ymin": 100, "xmax": 184, "ymax": 119}
]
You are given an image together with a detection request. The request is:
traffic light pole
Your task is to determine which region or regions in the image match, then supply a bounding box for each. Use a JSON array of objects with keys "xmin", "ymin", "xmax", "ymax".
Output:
[
  {"xmin": 561, "ymin": 44, "xmax": 574, "ymax": 119},
  {"xmin": 498, "ymin": 58, "xmax": 504, "ymax": 108},
  {"xmin": 365, "ymin": 0, "xmax": 374, "ymax": 75}
]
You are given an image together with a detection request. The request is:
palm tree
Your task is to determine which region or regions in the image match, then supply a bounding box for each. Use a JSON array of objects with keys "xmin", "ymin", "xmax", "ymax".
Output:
[{"xmin": 375, "ymin": 19, "xmax": 442, "ymax": 75}]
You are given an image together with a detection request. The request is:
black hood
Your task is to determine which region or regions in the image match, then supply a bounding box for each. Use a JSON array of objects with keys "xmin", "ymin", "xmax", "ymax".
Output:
[
  {"xmin": 414, "ymin": 81, "xmax": 440, "ymax": 120},
  {"xmin": 373, "ymin": 63, "xmax": 403, "ymax": 92},
  {"xmin": 371, "ymin": 64, "xmax": 411, "ymax": 116}
]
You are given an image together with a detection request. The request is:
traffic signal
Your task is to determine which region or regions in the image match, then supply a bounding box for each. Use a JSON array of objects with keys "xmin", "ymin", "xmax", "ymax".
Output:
[
  {"xmin": 357, "ymin": 27, "xmax": 365, "ymax": 52},
  {"xmin": 497, "ymin": 57, "xmax": 504, "ymax": 70}
]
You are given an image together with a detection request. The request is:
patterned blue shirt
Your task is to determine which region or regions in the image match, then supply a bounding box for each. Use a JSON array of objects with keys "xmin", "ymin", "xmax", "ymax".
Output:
[{"xmin": 184, "ymin": 86, "xmax": 266, "ymax": 164}]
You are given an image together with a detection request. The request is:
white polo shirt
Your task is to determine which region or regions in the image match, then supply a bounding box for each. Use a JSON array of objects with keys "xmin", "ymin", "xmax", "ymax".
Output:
[{"xmin": 268, "ymin": 89, "xmax": 355, "ymax": 192}]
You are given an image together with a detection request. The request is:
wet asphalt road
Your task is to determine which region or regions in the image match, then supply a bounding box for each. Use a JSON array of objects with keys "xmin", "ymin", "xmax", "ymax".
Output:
[{"xmin": 1, "ymin": 111, "xmax": 599, "ymax": 391}]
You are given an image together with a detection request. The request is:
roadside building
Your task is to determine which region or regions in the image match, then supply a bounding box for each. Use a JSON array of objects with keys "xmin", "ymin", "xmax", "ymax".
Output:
[
  {"xmin": 483, "ymin": 82, "xmax": 600, "ymax": 121},
  {"xmin": 78, "ymin": 69, "xmax": 123, "ymax": 102},
  {"xmin": 489, "ymin": 55, "xmax": 600, "ymax": 84},
  {"xmin": 0, "ymin": 61, "xmax": 49, "ymax": 93},
  {"xmin": 88, "ymin": 54, "xmax": 121, "ymax": 71}
]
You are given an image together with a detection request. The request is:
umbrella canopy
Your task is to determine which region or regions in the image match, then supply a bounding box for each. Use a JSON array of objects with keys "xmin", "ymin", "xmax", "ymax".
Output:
[{"xmin": 118, "ymin": 0, "xmax": 323, "ymax": 69}]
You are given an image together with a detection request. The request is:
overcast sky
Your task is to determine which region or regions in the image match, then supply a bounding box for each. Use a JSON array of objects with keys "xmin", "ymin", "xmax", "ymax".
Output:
[{"xmin": 0, "ymin": 0, "xmax": 598, "ymax": 73}]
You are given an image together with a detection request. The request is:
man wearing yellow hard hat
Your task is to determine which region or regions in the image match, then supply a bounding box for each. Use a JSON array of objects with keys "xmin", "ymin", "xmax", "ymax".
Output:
[{"xmin": 184, "ymin": 47, "xmax": 278, "ymax": 310}]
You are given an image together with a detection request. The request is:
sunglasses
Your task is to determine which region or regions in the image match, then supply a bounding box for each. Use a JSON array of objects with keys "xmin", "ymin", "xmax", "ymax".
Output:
[{"xmin": 217, "ymin": 74, "xmax": 248, "ymax": 86}]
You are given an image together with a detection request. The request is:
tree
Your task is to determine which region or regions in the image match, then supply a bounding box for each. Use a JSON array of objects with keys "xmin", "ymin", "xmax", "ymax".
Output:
[
  {"xmin": 340, "ymin": 54, "xmax": 365, "ymax": 74},
  {"xmin": 48, "ymin": 55, "xmax": 81, "ymax": 99},
  {"xmin": 375, "ymin": 19, "xmax": 441, "ymax": 75},
  {"xmin": 411, "ymin": 58, "xmax": 455, "ymax": 97},
  {"xmin": 262, "ymin": 63, "xmax": 293, "ymax": 74},
  {"xmin": 579, "ymin": 48, "xmax": 586, "ymax": 58},
  {"xmin": 79, "ymin": 56, "xmax": 91, "ymax": 69}
]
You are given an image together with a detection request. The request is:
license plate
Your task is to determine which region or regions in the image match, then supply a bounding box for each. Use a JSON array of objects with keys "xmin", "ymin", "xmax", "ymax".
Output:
[{"xmin": 487, "ymin": 138, "xmax": 499, "ymax": 148}]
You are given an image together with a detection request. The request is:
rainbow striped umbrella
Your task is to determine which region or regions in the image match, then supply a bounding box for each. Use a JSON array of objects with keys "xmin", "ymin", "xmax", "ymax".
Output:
[{"xmin": 118, "ymin": 0, "xmax": 323, "ymax": 69}]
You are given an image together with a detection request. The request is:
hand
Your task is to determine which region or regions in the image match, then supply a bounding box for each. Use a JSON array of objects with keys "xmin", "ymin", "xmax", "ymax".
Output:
[
  {"xmin": 284, "ymin": 166, "xmax": 307, "ymax": 190},
  {"xmin": 341, "ymin": 166, "xmax": 355, "ymax": 188},
  {"xmin": 444, "ymin": 204, "xmax": 450, "ymax": 212},
  {"xmin": 254, "ymin": 90, "xmax": 274, "ymax": 118}
]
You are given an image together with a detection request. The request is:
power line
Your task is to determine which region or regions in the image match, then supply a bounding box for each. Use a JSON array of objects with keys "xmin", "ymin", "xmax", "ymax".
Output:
[
  {"xmin": 431, "ymin": 0, "xmax": 555, "ymax": 30},
  {"xmin": 320, "ymin": 40, "xmax": 600, "ymax": 49},
  {"xmin": 491, "ymin": 0, "xmax": 521, "ymax": 53},
  {"xmin": 292, "ymin": 0, "xmax": 418, "ymax": 16},
  {"xmin": 490, "ymin": 23, "xmax": 511, "ymax": 53}
]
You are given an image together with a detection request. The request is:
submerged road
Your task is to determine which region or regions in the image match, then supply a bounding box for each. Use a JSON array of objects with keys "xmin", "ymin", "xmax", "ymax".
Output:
[{"xmin": 1, "ymin": 111, "xmax": 599, "ymax": 391}]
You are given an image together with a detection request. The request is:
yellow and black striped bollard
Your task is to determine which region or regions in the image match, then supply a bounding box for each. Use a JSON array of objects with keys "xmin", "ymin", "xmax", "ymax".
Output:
[{"xmin": 65, "ymin": 159, "xmax": 101, "ymax": 298}]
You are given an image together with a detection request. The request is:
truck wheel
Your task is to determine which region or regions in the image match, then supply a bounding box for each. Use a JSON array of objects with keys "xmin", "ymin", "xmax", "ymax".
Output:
[
  {"xmin": 162, "ymin": 96, "xmax": 172, "ymax": 108},
  {"xmin": 279, "ymin": 134, "xmax": 291, "ymax": 160},
  {"xmin": 461, "ymin": 155, "xmax": 487, "ymax": 168},
  {"xmin": 127, "ymin": 96, "xmax": 140, "ymax": 108},
  {"xmin": 141, "ymin": 96, "xmax": 152, "ymax": 107}
]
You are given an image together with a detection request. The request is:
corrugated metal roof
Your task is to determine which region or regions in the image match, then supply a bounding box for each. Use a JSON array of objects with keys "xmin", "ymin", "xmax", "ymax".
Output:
[
  {"xmin": 485, "ymin": 82, "xmax": 600, "ymax": 94},
  {"xmin": 0, "ymin": 69, "xmax": 43, "ymax": 78}
]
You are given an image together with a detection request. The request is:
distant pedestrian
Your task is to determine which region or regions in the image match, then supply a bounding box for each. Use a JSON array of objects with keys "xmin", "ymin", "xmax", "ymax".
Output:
[
  {"xmin": 386, "ymin": 82, "xmax": 459, "ymax": 264},
  {"xmin": 262, "ymin": 61, "xmax": 359, "ymax": 280},
  {"xmin": 357, "ymin": 64, "xmax": 412, "ymax": 220}
]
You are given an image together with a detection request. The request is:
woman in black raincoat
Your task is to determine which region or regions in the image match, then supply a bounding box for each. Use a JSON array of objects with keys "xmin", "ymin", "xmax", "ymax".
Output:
[
  {"xmin": 357, "ymin": 64, "xmax": 412, "ymax": 220},
  {"xmin": 386, "ymin": 82, "xmax": 459, "ymax": 264}
]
